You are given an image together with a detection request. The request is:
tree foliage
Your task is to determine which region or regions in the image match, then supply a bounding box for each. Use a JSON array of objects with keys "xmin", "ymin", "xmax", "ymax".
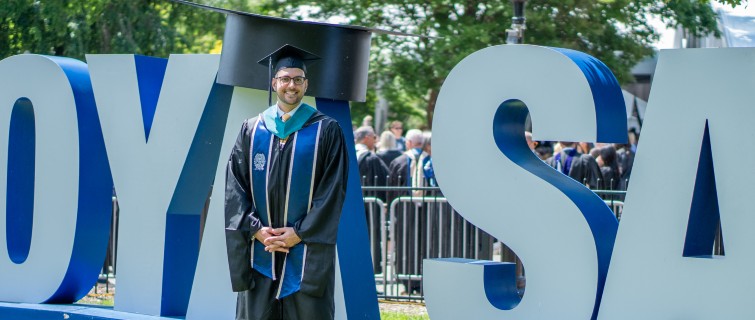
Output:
[
  {"xmin": 0, "ymin": 0, "xmax": 255, "ymax": 60},
  {"xmin": 261, "ymin": 0, "xmax": 742, "ymax": 128},
  {"xmin": 0, "ymin": 0, "xmax": 744, "ymax": 129}
]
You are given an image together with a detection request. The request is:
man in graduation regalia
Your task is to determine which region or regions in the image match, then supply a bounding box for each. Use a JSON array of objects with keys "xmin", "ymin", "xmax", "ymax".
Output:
[
  {"xmin": 225, "ymin": 44, "xmax": 349, "ymax": 320},
  {"xmin": 545, "ymin": 141, "xmax": 603, "ymax": 189},
  {"xmin": 386, "ymin": 129, "xmax": 429, "ymax": 293},
  {"xmin": 354, "ymin": 125, "xmax": 388, "ymax": 274}
]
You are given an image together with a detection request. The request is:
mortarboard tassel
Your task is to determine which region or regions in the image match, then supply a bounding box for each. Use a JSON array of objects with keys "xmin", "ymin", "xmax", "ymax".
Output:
[{"xmin": 267, "ymin": 56, "xmax": 273, "ymax": 106}]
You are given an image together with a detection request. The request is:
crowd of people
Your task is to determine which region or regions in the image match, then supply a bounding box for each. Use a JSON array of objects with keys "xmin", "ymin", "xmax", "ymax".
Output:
[
  {"xmin": 353, "ymin": 120, "xmax": 436, "ymax": 195},
  {"xmin": 353, "ymin": 118, "xmax": 637, "ymax": 193},
  {"xmin": 539, "ymin": 139, "xmax": 635, "ymax": 192}
]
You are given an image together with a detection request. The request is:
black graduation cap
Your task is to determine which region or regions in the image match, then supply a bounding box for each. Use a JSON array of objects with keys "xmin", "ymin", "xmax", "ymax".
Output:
[
  {"xmin": 170, "ymin": 0, "xmax": 423, "ymax": 102},
  {"xmin": 258, "ymin": 44, "xmax": 320, "ymax": 74},
  {"xmin": 257, "ymin": 45, "xmax": 321, "ymax": 105}
]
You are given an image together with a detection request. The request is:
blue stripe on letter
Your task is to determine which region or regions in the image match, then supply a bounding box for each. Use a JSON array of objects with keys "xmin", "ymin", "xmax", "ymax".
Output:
[
  {"xmin": 315, "ymin": 98, "xmax": 380, "ymax": 320},
  {"xmin": 134, "ymin": 55, "xmax": 168, "ymax": 141},
  {"xmin": 6, "ymin": 97, "xmax": 35, "ymax": 264},
  {"xmin": 551, "ymin": 48, "xmax": 627, "ymax": 143},
  {"xmin": 44, "ymin": 55, "xmax": 114, "ymax": 303}
]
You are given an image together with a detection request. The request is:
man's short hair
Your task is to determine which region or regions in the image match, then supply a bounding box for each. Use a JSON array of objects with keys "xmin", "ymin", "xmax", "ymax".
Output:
[
  {"xmin": 406, "ymin": 129, "xmax": 424, "ymax": 147},
  {"xmin": 422, "ymin": 131, "xmax": 432, "ymax": 147},
  {"xmin": 354, "ymin": 126, "xmax": 375, "ymax": 143},
  {"xmin": 378, "ymin": 130, "xmax": 396, "ymax": 151}
]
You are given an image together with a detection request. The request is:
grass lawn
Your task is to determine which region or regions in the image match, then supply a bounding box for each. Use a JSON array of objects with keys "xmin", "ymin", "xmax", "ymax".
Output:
[
  {"xmin": 79, "ymin": 288, "xmax": 429, "ymax": 319},
  {"xmin": 380, "ymin": 311, "xmax": 430, "ymax": 320}
]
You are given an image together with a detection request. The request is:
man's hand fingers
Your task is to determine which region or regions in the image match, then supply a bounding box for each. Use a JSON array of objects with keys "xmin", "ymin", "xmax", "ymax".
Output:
[
  {"xmin": 264, "ymin": 244, "xmax": 289, "ymax": 253},
  {"xmin": 262, "ymin": 228, "xmax": 300, "ymax": 248},
  {"xmin": 264, "ymin": 237, "xmax": 280, "ymax": 245},
  {"xmin": 272, "ymin": 227, "xmax": 293, "ymax": 235},
  {"xmin": 263, "ymin": 237, "xmax": 287, "ymax": 246}
]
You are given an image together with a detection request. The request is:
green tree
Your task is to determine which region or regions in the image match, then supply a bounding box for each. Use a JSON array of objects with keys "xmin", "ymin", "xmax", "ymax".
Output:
[
  {"xmin": 261, "ymin": 0, "xmax": 742, "ymax": 128},
  {"xmin": 0, "ymin": 0, "xmax": 255, "ymax": 60},
  {"xmin": 2, "ymin": 0, "xmax": 742, "ymax": 128}
]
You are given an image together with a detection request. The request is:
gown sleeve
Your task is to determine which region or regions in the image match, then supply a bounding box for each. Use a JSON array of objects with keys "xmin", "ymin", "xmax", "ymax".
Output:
[
  {"xmin": 293, "ymin": 119, "xmax": 349, "ymax": 245},
  {"xmin": 224, "ymin": 118, "xmax": 263, "ymax": 292},
  {"xmin": 581, "ymin": 154, "xmax": 603, "ymax": 190},
  {"xmin": 568, "ymin": 154, "xmax": 603, "ymax": 189},
  {"xmin": 371, "ymin": 154, "xmax": 390, "ymax": 201}
]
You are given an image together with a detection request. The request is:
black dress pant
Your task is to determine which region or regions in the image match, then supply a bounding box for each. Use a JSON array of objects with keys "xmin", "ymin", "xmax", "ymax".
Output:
[{"xmin": 235, "ymin": 268, "xmax": 334, "ymax": 320}]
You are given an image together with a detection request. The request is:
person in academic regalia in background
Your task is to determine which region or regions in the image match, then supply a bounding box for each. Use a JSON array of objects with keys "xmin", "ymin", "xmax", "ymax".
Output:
[
  {"xmin": 546, "ymin": 141, "xmax": 603, "ymax": 189},
  {"xmin": 355, "ymin": 126, "xmax": 389, "ymax": 194},
  {"xmin": 387, "ymin": 129, "xmax": 429, "ymax": 293},
  {"xmin": 225, "ymin": 44, "xmax": 348, "ymax": 320},
  {"xmin": 354, "ymin": 125, "xmax": 389, "ymax": 274},
  {"xmin": 616, "ymin": 139, "xmax": 635, "ymax": 191},
  {"xmin": 597, "ymin": 145, "xmax": 621, "ymax": 191},
  {"xmin": 388, "ymin": 129, "xmax": 430, "ymax": 195},
  {"xmin": 389, "ymin": 120, "xmax": 407, "ymax": 151},
  {"xmin": 377, "ymin": 130, "xmax": 403, "ymax": 166}
]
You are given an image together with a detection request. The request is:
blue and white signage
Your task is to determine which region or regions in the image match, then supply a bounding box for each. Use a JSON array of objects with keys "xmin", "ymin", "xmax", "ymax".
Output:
[
  {"xmin": 0, "ymin": 54, "xmax": 113, "ymax": 305},
  {"xmin": 428, "ymin": 45, "xmax": 755, "ymax": 319},
  {"xmin": 1, "ymin": 44, "xmax": 754, "ymax": 319},
  {"xmin": 428, "ymin": 44, "xmax": 625, "ymax": 320}
]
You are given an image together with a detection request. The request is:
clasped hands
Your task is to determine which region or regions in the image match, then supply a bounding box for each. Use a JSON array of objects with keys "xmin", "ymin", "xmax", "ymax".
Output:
[{"xmin": 254, "ymin": 227, "xmax": 301, "ymax": 253}]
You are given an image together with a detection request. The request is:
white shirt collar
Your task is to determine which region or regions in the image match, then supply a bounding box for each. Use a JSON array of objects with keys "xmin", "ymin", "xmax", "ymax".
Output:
[{"xmin": 355, "ymin": 143, "xmax": 369, "ymax": 152}]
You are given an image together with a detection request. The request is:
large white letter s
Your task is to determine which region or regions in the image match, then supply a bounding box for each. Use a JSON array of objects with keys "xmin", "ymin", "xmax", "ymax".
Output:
[{"xmin": 427, "ymin": 45, "xmax": 626, "ymax": 319}]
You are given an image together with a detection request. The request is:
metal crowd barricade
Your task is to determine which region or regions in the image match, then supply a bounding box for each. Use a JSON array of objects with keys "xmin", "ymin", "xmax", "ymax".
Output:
[
  {"xmin": 594, "ymin": 189, "xmax": 626, "ymax": 220},
  {"xmin": 604, "ymin": 200, "xmax": 625, "ymax": 220},
  {"xmin": 362, "ymin": 186, "xmax": 497, "ymax": 301},
  {"xmin": 105, "ymin": 185, "xmax": 739, "ymax": 303},
  {"xmin": 362, "ymin": 196, "xmax": 389, "ymax": 296},
  {"xmin": 96, "ymin": 195, "xmax": 118, "ymax": 294},
  {"xmin": 362, "ymin": 186, "xmax": 637, "ymax": 301},
  {"xmin": 388, "ymin": 194, "xmax": 495, "ymax": 300}
]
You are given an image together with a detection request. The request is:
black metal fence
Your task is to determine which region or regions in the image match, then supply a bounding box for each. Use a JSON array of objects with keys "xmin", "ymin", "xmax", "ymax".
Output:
[
  {"xmin": 97, "ymin": 187, "xmax": 642, "ymax": 300},
  {"xmin": 361, "ymin": 186, "xmax": 628, "ymax": 301}
]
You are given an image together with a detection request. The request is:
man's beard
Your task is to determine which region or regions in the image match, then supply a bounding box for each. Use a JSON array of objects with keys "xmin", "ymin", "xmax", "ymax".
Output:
[{"xmin": 278, "ymin": 90, "xmax": 302, "ymax": 106}]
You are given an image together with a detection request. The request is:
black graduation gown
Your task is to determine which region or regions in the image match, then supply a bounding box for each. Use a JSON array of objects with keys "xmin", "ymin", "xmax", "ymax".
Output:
[
  {"xmin": 377, "ymin": 149, "xmax": 402, "ymax": 168},
  {"xmin": 617, "ymin": 147, "xmax": 634, "ymax": 190},
  {"xmin": 357, "ymin": 149, "xmax": 388, "ymax": 273},
  {"xmin": 387, "ymin": 152, "xmax": 415, "ymax": 202},
  {"xmin": 546, "ymin": 151, "xmax": 604, "ymax": 189},
  {"xmin": 386, "ymin": 153, "xmax": 422, "ymax": 291},
  {"xmin": 225, "ymin": 110, "xmax": 348, "ymax": 319},
  {"xmin": 600, "ymin": 166, "xmax": 621, "ymax": 191},
  {"xmin": 358, "ymin": 149, "xmax": 389, "ymax": 200},
  {"xmin": 569, "ymin": 154, "xmax": 603, "ymax": 189}
]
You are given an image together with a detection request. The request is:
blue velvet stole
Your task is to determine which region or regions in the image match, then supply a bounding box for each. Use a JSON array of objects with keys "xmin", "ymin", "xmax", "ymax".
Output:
[{"xmin": 248, "ymin": 117, "xmax": 323, "ymax": 298}]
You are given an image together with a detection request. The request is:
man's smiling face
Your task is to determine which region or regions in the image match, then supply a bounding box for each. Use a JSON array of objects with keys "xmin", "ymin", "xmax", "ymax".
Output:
[{"xmin": 273, "ymin": 67, "xmax": 308, "ymax": 109}]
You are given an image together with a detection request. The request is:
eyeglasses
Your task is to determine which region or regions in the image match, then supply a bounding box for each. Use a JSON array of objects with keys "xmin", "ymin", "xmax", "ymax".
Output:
[
  {"xmin": 276, "ymin": 76, "xmax": 307, "ymax": 85},
  {"xmin": 392, "ymin": 127, "xmax": 403, "ymax": 130}
]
